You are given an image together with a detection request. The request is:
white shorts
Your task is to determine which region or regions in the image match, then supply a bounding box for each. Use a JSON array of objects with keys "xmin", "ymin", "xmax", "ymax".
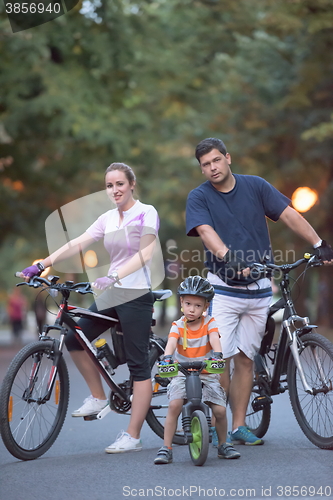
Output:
[
  {"xmin": 208, "ymin": 273, "xmax": 271, "ymax": 361},
  {"xmin": 167, "ymin": 374, "xmax": 226, "ymax": 407}
]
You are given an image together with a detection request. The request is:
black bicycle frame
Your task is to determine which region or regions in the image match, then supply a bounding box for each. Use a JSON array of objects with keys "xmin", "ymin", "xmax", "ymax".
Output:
[{"xmin": 265, "ymin": 270, "xmax": 313, "ymax": 395}]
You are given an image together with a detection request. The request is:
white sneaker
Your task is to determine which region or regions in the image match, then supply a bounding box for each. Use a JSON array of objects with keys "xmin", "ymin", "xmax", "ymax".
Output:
[
  {"xmin": 71, "ymin": 395, "xmax": 108, "ymax": 417},
  {"xmin": 105, "ymin": 431, "xmax": 142, "ymax": 454}
]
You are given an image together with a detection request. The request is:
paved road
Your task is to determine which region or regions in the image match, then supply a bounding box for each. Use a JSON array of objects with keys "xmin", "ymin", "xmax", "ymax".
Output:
[{"xmin": 0, "ymin": 345, "xmax": 332, "ymax": 500}]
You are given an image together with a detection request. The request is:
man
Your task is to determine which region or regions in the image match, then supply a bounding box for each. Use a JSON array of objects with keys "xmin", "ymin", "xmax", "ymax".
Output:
[{"xmin": 186, "ymin": 137, "xmax": 333, "ymax": 445}]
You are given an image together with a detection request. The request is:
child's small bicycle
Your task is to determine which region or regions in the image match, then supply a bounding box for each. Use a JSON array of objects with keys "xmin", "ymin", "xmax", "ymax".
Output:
[{"xmin": 158, "ymin": 358, "xmax": 225, "ymax": 466}]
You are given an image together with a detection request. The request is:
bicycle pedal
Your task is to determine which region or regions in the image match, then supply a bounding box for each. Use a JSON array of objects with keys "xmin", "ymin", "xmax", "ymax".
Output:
[
  {"xmin": 83, "ymin": 414, "xmax": 98, "ymax": 421},
  {"xmin": 154, "ymin": 375, "xmax": 170, "ymax": 388},
  {"xmin": 252, "ymin": 395, "xmax": 273, "ymax": 412}
]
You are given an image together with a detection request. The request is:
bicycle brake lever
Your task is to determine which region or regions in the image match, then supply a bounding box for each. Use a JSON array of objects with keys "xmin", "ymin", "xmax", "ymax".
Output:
[{"xmin": 307, "ymin": 254, "xmax": 323, "ymax": 267}]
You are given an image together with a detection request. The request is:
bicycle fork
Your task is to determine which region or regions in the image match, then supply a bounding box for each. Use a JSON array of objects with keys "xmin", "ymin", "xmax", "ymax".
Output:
[
  {"xmin": 181, "ymin": 375, "xmax": 211, "ymax": 444},
  {"xmin": 283, "ymin": 316, "xmax": 313, "ymax": 394}
]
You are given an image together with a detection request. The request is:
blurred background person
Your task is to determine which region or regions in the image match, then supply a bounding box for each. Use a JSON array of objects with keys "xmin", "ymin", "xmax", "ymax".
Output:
[{"xmin": 7, "ymin": 287, "xmax": 27, "ymax": 345}]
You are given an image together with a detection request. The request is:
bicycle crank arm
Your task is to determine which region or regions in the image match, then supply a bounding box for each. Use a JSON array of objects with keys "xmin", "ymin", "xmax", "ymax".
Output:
[
  {"xmin": 83, "ymin": 405, "xmax": 111, "ymax": 421},
  {"xmin": 96, "ymin": 405, "xmax": 111, "ymax": 419}
]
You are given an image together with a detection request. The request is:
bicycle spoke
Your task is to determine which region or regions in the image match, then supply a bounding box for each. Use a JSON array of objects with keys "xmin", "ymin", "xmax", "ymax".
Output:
[
  {"xmin": 0, "ymin": 341, "xmax": 69, "ymax": 460},
  {"xmin": 288, "ymin": 333, "xmax": 333, "ymax": 448}
]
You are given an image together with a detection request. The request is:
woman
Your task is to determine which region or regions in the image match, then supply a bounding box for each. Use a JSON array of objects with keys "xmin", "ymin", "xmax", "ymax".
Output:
[{"xmin": 21, "ymin": 162, "xmax": 160, "ymax": 454}]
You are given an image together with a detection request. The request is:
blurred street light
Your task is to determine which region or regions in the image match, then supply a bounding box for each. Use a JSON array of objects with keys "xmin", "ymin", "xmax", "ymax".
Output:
[
  {"xmin": 291, "ymin": 187, "xmax": 318, "ymax": 213},
  {"xmin": 84, "ymin": 250, "xmax": 98, "ymax": 267}
]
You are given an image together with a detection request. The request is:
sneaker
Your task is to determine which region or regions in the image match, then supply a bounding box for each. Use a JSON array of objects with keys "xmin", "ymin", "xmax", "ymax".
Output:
[
  {"xmin": 230, "ymin": 426, "xmax": 264, "ymax": 445},
  {"xmin": 211, "ymin": 426, "xmax": 218, "ymax": 448},
  {"xmin": 154, "ymin": 446, "xmax": 173, "ymax": 464},
  {"xmin": 105, "ymin": 431, "xmax": 142, "ymax": 454},
  {"xmin": 218, "ymin": 443, "xmax": 241, "ymax": 459},
  {"xmin": 71, "ymin": 395, "xmax": 108, "ymax": 417}
]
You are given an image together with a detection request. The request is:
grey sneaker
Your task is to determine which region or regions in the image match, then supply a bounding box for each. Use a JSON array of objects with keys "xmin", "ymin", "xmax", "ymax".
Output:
[
  {"xmin": 154, "ymin": 446, "xmax": 173, "ymax": 464},
  {"xmin": 218, "ymin": 443, "xmax": 241, "ymax": 459}
]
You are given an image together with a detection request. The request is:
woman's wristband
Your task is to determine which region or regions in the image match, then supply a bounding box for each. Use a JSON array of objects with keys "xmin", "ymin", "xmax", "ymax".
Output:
[{"xmin": 36, "ymin": 262, "xmax": 45, "ymax": 272}]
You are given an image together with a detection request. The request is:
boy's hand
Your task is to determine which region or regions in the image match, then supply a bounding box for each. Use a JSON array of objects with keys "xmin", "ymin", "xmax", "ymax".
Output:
[
  {"xmin": 159, "ymin": 355, "xmax": 174, "ymax": 365},
  {"xmin": 209, "ymin": 352, "xmax": 224, "ymax": 360}
]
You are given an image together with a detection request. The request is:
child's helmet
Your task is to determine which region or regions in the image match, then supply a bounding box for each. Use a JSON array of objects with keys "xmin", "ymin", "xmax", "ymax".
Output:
[{"xmin": 177, "ymin": 276, "xmax": 215, "ymax": 302}]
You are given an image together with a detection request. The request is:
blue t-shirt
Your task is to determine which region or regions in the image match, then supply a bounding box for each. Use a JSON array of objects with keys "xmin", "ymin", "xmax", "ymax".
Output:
[{"xmin": 186, "ymin": 174, "xmax": 290, "ymax": 285}]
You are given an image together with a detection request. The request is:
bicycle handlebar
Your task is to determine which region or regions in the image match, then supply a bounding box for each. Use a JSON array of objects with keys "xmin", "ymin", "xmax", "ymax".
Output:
[
  {"xmin": 250, "ymin": 253, "xmax": 322, "ymax": 276},
  {"xmin": 178, "ymin": 361, "xmax": 207, "ymax": 370},
  {"xmin": 15, "ymin": 274, "xmax": 94, "ymax": 295}
]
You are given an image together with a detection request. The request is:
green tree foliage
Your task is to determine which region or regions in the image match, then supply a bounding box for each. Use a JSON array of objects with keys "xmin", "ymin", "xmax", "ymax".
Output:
[{"xmin": 0, "ymin": 0, "xmax": 332, "ymax": 319}]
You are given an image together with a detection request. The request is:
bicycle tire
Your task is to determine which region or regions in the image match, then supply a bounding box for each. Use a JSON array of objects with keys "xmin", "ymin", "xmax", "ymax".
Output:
[
  {"xmin": 245, "ymin": 375, "xmax": 271, "ymax": 438},
  {"xmin": 145, "ymin": 345, "xmax": 186, "ymax": 445},
  {"xmin": 189, "ymin": 410, "xmax": 209, "ymax": 466},
  {"xmin": 287, "ymin": 332, "xmax": 333, "ymax": 449},
  {"xmin": 0, "ymin": 340, "xmax": 70, "ymax": 460}
]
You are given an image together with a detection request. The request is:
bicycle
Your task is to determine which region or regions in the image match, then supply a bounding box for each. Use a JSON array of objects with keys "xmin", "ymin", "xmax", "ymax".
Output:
[
  {"xmin": 157, "ymin": 358, "xmax": 225, "ymax": 466},
  {"xmin": 244, "ymin": 252, "xmax": 333, "ymax": 449},
  {"xmin": 0, "ymin": 275, "xmax": 186, "ymax": 461}
]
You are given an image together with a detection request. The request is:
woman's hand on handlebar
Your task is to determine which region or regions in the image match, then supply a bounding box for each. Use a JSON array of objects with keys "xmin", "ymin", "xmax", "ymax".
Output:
[
  {"xmin": 91, "ymin": 275, "xmax": 120, "ymax": 291},
  {"xmin": 17, "ymin": 264, "xmax": 43, "ymax": 282},
  {"xmin": 92, "ymin": 272, "xmax": 123, "ymax": 290}
]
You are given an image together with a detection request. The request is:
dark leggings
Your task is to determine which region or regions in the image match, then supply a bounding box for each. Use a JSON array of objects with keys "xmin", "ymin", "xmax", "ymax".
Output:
[{"xmin": 65, "ymin": 289, "xmax": 154, "ymax": 382}]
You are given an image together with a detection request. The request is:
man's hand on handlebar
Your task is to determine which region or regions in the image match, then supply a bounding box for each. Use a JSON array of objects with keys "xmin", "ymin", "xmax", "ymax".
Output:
[
  {"xmin": 314, "ymin": 240, "xmax": 333, "ymax": 265},
  {"xmin": 223, "ymin": 251, "xmax": 251, "ymax": 278}
]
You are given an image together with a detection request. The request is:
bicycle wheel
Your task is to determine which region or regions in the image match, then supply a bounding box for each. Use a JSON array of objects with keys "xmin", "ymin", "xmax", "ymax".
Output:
[
  {"xmin": 145, "ymin": 345, "xmax": 186, "ymax": 445},
  {"xmin": 189, "ymin": 410, "xmax": 209, "ymax": 466},
  {"xmin": 287, "ymin": 332, "xmax": 333, "ymax": 449},
  {"xmin": 245, "ymin": 374, "xmax": 271, "ymax": 438},
  {"xmin": 0, "ymin": 341, "xmax": 69, "ymax": 460}
]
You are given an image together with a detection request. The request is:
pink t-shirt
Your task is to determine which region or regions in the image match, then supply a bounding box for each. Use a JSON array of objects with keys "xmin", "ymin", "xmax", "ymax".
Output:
[{"xmin": 86, "ymin": 200, "xmax": 159, "ymax": 289}]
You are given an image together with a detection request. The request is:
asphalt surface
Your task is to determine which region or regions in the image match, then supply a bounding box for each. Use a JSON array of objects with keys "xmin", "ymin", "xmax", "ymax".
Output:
[{"xmin": 0, "ymin": 340, "xmax": 332, "ymax": 500}]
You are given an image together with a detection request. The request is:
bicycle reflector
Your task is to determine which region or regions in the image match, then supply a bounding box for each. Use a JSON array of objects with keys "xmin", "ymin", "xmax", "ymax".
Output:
[
  {"xmin": 157, "ymin": 363, "xmax": 179, "ymax": 378},
  {"xmin": 205, "ymin": 359, "xmax": 225, "ymax": 374}
]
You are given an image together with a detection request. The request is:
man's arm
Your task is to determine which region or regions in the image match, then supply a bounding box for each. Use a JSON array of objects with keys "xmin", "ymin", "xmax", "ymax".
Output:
[
  {"xmin": 196, "ymin": 224, "xmax": 229, "ymax": 260},
  {"xmin": 196, "ymin": 224, "xmax": 251, "ymax": 276},
  {"xmin": 279, "ymin": 206, "xmax": 321, "ymax": 246},
  {"xmin": 279, "ymin": 206, "xmax": 333, "ymax": 264}
]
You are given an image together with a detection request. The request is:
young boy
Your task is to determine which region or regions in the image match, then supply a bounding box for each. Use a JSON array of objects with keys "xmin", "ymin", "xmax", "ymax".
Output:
[{"xmin": 154, "ymin": 275, "xmax": 240, "ymax": 464}]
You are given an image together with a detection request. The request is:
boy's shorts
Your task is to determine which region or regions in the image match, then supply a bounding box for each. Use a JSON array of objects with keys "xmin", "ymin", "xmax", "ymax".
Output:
[{"xmin": 167, "ymin": 374, "xmax": 226, "ymax": 407}]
